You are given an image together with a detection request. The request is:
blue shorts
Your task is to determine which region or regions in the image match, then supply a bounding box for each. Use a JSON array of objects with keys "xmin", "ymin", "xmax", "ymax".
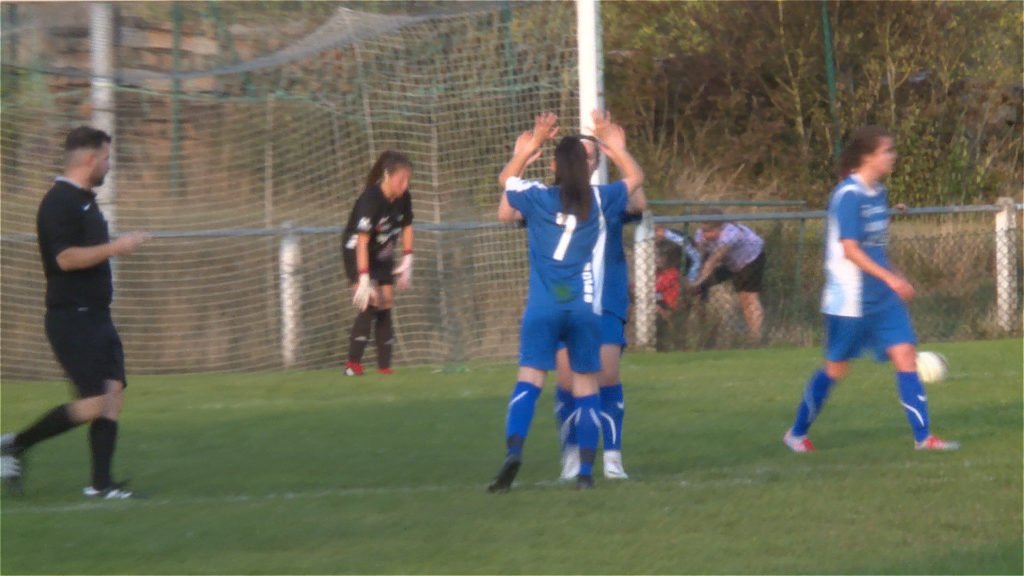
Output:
[
  {"xmin": 520, "ymin": 304, "xmax": 601, "ymax": 373},
  {"xmin": 824, "ymin": 304, "xmax": 917, "ymax": 362},
  {"xmin": 556, "ymin": 312, "xmax": 627, "ymax": 351}
]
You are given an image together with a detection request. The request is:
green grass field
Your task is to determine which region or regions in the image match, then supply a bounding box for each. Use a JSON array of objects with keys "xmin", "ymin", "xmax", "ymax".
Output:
[{"xmin": 1, "ymin": 339, "xmax": 1021, "ymax": 574}]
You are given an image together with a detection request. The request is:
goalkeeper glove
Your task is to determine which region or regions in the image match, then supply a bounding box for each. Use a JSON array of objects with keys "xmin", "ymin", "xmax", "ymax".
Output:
[
  {"xmin": 394, "ymin": 252, "xmax": 413, "ymax": 289},
  {"xmin": 352, "ymin": 273, "xmax": 373, "ymax": 311}
]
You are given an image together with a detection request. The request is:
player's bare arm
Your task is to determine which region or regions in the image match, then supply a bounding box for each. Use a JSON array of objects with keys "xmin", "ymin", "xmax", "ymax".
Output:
[
  {"xmin": 394, "ymin": 225, "xmax": 414, "ymax": 290},
  {"xmin": 590, "ymin": 110, "xmax": 644, "ymax": 195},
  {"xmin": 55, "ymin": 231, "xmax": 150, "ymax": 272},
  {"xmin": 840, "ymin": 238, "xmax": 915, "ymax": 301},
  {"xmin": 498, "ymin": 113, "xmax": 559, "ymax": 223},
  {"xmin": 694, "ymin": 245, "xmax": 728, "ymax": 287},
  {"xmin": 498, "ymin": 112, "xmax": 559, "ymax": 189},
  {"xmin": 352, "ymin": 232, "xmax": 377, "ymax": 310}
]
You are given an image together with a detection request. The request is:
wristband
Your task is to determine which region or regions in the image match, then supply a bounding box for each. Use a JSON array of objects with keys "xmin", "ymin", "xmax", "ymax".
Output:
[{"xmin": 403, "ymin": 249, "xmax": 413, "ymax": 255}]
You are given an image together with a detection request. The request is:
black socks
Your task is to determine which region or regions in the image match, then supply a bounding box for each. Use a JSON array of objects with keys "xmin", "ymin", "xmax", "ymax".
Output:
[
  {"xmin": 15, "ymin": 404, "xmax": 77, "ymax": 452},
  {"xmin": 89, "ymin": 418, "xmax": 118, "ymax": 489}
]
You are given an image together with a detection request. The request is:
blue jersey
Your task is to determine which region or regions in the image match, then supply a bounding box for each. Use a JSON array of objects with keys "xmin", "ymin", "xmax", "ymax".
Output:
[
  {"xmin": 600, "ymin": 211, "xmax": 640, "ymax": 321},
  {"xmin": 505, "ymin": 177, "xmax": 629, "ymax": 313},
  {"xmin": 821, "ymin": 175, "xmax": 900, "ymax": 317}
]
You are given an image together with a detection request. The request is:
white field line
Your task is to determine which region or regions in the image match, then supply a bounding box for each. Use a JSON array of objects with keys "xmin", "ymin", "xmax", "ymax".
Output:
[{"xmin": 1, "ymin": 458, "xmax": 1003, "ymax": 515}]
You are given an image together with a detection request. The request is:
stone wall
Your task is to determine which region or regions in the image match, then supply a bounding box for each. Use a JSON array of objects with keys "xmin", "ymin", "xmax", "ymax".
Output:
[{"xmin": 3, "ymin": 2, "xmax": 323, "ymax": 94}]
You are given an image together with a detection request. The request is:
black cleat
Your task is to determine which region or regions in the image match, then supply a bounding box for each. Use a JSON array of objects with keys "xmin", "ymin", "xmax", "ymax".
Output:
[
  {"xmin": 487, "ymin": 454, "xmax": 522, "ymax": 493},
  {"xmin": 575, "ymin": 474, "xmax": 594, "ymax": 491}
]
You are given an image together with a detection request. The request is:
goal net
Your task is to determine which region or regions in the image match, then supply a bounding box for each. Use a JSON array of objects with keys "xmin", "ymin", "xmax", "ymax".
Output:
[{"xmin": 0, "ymin": 2, "xmax": 578, "ymax": 378}]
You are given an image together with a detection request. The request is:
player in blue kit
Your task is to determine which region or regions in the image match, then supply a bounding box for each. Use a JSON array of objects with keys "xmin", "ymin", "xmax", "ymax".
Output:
[
  {"xmin": 488, "ymin": 111, "xmax": 644, "ymax": 492},
  {"xmin": 551, "ymin": 129, "xmax": 647, "ymax": 482},
  {"xmin": 783, "ymin": 126, "xmax": 958, "ymax": 453}
]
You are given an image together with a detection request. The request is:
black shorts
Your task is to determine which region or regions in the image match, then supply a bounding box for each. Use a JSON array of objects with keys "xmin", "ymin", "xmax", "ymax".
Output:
[
  {"xmin": 342, "ymin": 247, "xmax": 394, "ymax": 286},
  {"xmin": 731, "ymin": 250, "xmax": 766, "ymax": 293},
  {"xmin": 700, "ymin": 250, "xmax": 766, "ymax": 294},
  {"xmin": 45, "ymin": 307, "xmax": 126, "ymax": 398}
]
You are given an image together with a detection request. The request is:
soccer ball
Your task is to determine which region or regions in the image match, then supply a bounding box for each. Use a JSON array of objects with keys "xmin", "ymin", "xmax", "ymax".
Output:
[{"xmin": 916, "ymin": 351, "xmax": 948, "ymax": 384}]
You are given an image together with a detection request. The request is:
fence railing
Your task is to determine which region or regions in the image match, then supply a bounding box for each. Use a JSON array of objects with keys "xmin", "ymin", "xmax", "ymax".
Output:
[
  {"xmin": 648, "ymin": 199, "xmax": 808, "ymax": 209},
  {"xmin": 0, "ymin": 201, "xmax": 1020, "ymax": 379},
  {"xmin": 632, "ymin": 200, "xmax": 1022, "ymax": 350}
]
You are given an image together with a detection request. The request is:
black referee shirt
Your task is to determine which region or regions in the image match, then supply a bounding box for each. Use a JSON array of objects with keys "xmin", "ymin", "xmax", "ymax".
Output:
[
  {"xmin": 342, "ymin": 184, "xmax": 414, "ymax": 263},
  {"xmin": 36, "ymin": 178, "xmax": 113, "ymax": 309}
]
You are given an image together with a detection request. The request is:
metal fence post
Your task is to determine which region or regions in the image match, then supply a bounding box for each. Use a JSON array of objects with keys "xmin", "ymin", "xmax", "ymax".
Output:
[
  {"xmin": 995, "ymin": 197, "xmax": 1019, "ymax": 332},
  {"xmin": 793, "ymin": 216, "xmax": 807, "ymax": 313},
  {"xmin": 634, "ymin": 210, "xmax": 656, "ymax": 349},
  {"xmin": 90, "ymin": 3, "xmax": 117, "ymax": 273},
  {"xmin": 279, "ymin": 224, "xmax": 302, "ymax": 368}
]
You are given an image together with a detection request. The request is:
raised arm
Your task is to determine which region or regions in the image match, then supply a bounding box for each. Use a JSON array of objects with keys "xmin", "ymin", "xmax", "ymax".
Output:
[
  {"xmin": 498, "ymin": 112, "xmax": 559, "ymax": 189},
  {"xmin": 591, "ymin": 110, "xmax": 644, "ymax": 199},
  {"xmin": 626, "ymin": 185, "xmax": 648, "ymax": 214},
  {"xmin": 498, "ymin": 113, "xmax": 559, "ymax": 223}
]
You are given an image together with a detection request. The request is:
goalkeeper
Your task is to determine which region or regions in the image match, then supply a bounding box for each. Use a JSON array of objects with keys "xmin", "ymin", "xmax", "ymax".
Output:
[{"xmin": 341, "ymin": 150, "xmax": 415, "ymax": 376}]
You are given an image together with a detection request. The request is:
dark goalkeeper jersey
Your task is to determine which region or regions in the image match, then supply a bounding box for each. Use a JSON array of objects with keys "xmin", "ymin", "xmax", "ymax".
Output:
[{"xmin": 342, "ymin": 184, "xmax": 414, "ymax": 264}]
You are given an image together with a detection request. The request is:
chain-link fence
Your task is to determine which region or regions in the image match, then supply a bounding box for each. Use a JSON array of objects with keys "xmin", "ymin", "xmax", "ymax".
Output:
[
  {"xmin": 3, "ymin": 203, "xmax": 1019, "ymax": 380},
  {"xmin": 1, "ymin": 3, "xmax": 1020, "ymax": 380},
  {"xmin": 631, "ymin": 203, "xmax": 1023, "ymax": 353},
  {"xmin": 0, "ymin": 1, "xmax": 573, "ymax": 380}
]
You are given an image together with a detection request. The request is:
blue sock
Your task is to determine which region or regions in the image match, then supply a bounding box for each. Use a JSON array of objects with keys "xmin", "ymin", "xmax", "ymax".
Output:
[
  {"xmin": 575, "ymin": 394, "xmax": 600, "ymax": 477},
  {"xmin": 505, "ymin": 382, "xmax": 542, "ymax": 455},
  {"xmin": 554, "ymin": 387, "xmax": 576, "ymax": 449},
  {"xmin": 896, "ymin": 371, "xmax": 930, "ymax": 443},
  {"xmin": 791, "ymin": 369, "xmax": 835, "ymax": 437},
  {"xmin": 599, "ymin": 383, "xmax": 624, "ymax": 451}
]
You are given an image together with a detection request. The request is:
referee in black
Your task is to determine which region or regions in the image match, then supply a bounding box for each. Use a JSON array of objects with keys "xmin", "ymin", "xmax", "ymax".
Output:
[{"xmin": 1, "ymin": 126, "xmax": 148, "ymax": 499}]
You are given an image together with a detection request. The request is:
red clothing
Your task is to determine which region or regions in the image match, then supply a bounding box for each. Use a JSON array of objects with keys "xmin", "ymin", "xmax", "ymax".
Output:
[{"xmin": 656, "ymin": 268, "xmax": 681, "ymax": 311}]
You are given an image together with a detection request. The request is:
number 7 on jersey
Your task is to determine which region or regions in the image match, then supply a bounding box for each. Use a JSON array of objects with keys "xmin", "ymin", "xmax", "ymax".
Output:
[{"xmin": 553, "ymin": 212, "xmax": 577, "ymax": 261}]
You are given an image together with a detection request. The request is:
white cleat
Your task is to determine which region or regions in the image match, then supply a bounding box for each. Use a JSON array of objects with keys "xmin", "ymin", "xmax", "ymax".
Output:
[
  {"xmin": 603, "ymin": 450, "xmax": 629, "ymax": 479},
  {"xmin": 559, "ymin": 445, "xmax": 580, "ymax": 481},
  {"xmin": 783, "ymin": 429, "xmax": 816, "ymax": 453},
  {"xmin": 1, "ymin": 433, "xmax": 24, "ymax": 486},
  {"xmin": 1, "ymin": 455, "xmax": 20, "ymax": 479},
  {"xmin": 83, "ymin": 481, "xmax": 134, "ymax": 499},
  {"xmin": 915, "ymin": 435, "xmax": 960, "ymax": 451}
]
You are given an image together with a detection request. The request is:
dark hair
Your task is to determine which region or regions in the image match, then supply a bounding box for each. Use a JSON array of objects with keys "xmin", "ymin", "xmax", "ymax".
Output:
[
  {"xmin": 701, "ymin": 207, "xmax": 725, "ymax": 230},
  {"xmin": 552, "ymin": 136, "xmax": 592, "ymax": 220},
  {"xmin": 656, "ymin": 238, "xmax": 682, "ymax": 269},
  {"xmin": 64, "ymin": 126, "xmax": 111, "ymax": 152},
  {"xmin": 365, "ymin": 150, "xmax": 413, "ymax": 190},
  {"xmin": 577, "ymin": 134, "xmax": 603, "ymax": 166},
  {"xmin": 838, "ymin": 126, "xmax": 892, "ymax": 178}
]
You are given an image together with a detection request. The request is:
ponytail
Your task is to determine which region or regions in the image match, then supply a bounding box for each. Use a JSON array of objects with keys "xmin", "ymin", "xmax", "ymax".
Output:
[
  {"xmin": 365, "ymin": 150, "xmax": 413, "ymax": 190},
  {"xmin": 553, "ymin": 136, "xmax": 592, "ymax": 221}
]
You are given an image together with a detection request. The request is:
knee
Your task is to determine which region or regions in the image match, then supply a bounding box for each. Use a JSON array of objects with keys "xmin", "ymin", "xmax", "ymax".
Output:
[
  {"xmin": 824, "ymin": 362, "xmax": 848, "ymax": 380},
  {"xmin": 102, "ymin": 381, "xmax": 125, "ymax": 418},
  {"xmin": 572, "ymin": 375, "xmax": 599, "ymax": 397},
  {"xmin": 599, "ymin": 368, "xmax": 620, "ymax": 386},
  {"xmin": 889, "ymin": 345, "xmax": 917, "ymax": 372},
  {"xmin": 378, "ymin": 288, "xmax": 395, "ymax": 310}
]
